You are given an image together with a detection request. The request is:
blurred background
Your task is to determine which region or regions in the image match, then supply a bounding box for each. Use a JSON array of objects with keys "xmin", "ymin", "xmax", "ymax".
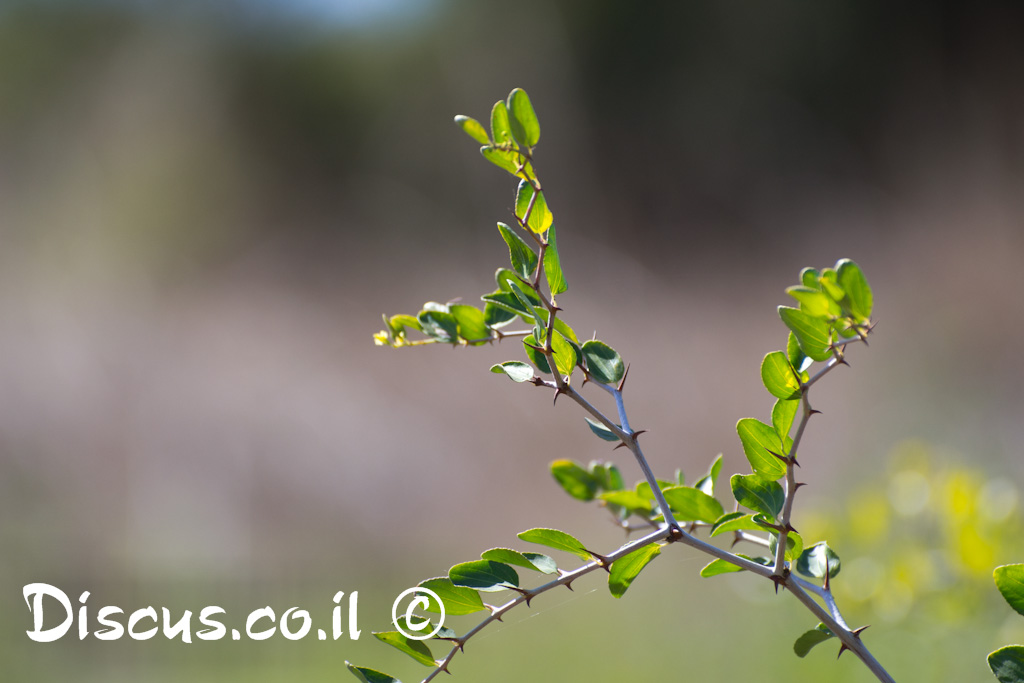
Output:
[{"xmin": 1, "ymin": 0, "xmax": 1023, "ymax": 681}]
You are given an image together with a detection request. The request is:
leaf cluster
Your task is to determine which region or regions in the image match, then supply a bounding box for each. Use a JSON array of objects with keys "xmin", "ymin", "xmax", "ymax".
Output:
[{"xmin": 365, "ymin": 88, "xmax": 893, "ymax": 683}]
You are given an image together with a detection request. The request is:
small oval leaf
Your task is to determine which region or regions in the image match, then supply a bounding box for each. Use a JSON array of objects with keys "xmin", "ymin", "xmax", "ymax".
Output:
[
  {"xmin": 491, "ymin": 361, "xmax": 535, "ymax": 383},
  {"xmin": 794, "ymin": 624, "xmax": 835, "ymax": 658},
  {"xmin": 416, "ymin": 578, "xmax": 486, "ymax": 615},
  {"xmin": 550, "ymin": 459, "xmax": 599, "ymax": 501},
  {"xmin": 608, "ymin": 542, "xmax": 661, "ymax": 598},
  {"xmin": 761, "ymin": 351, "xmax": 802, "ymax": 400},
  {"xmin": 449, "ymin": 560, "xmax": 519, "ymax": 592},
  {"xmin": 995, "ymin": 564, "xmax": 1024, "ymax": 617},
  {"xmin": 517, "ymin": 528, "xmax": 591, "ymax": 561},
  {"xmin": 454, "ymin": 115, "xmax": 490, "ymax": 145}
]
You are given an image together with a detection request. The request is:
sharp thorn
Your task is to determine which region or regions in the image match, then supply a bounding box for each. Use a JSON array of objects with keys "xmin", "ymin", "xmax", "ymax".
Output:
[
  {"xmin": 613, "ymin": 442, "xmax": 628, "ymax": 450},
  {"xmin": 617, "ymin": 364, "xmax": 631, "ymax": 392},
  {"xmin": 837, "ymin": 643, "xmax": 850, "ymax": 659},
  {"xmin": 852, "ymin": 625, "xmax": 870, "ymax": 638},
  {"xmin": 564, "ymin": 581, "xmax": 574, "ymax": 591}
]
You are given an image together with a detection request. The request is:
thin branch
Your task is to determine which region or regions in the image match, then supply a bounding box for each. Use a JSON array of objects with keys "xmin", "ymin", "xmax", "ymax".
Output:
[{"xmin": 420, "ymin": 526, "xmax": 672, "ymax": 683}]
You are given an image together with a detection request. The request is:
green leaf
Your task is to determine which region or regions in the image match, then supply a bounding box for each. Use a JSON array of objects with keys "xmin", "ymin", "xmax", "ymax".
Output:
[
  {"xmin": 581, "ymin": 340, "xmax": 625, "ymax": 384},
  {"xmin": 796, "ymin": 542, "xmax": 841, "ymax": 579},
  {"xmin": 543, "ymin": 224, "xmax": 567, "ymax": 296},
  {"xmin": 699, "ymin": 554, "xmax": 768, "ymax": 578},
  {"xmin": 394, "ymin": 616, "xmax": 455, "ymax": 641},
  {"xmin": 346, "ymin": 663, "xmax": 402, "ymax": 683},
  {"xmin": 778, "ymin": 307, "xmax": 832, "ymax": 362},
  {"xmin": 372, "ymin": 631, "xmax": 436, "ymax": 667},
  {"xmin": 490, "ymin": 100, "xmax": 515, "ymax": 147},
  {"xmin": 515, "ymin": 180, "xmax": 554, "ymax": 234},
  {"xmin": 507, "ymin": 88, "xmax": 540, "ymax": 148},
  {"xmin": 761, "ymin": 351, "xmax": 803, "ymax": 400},
  {"xmin": 454, "ymin": 115, "xmax": 490, "ymax": 144},
  {"xmin": 550, "ymin": 330, "xmax": 576, "ymax": 378},
  {"xmin": 994, "ymin": 564, "xmax": 1024, "ymax": 617},
  {"xmin": 480, "ymin": 146, "xmax": 534, "ymax": 180},
  {"xmin": 608, "ymin": 543, "xmax": 661, "ymax": 598},
  {"xmin": 736, "ymin": 418, "xmax": 788, "ymax": 481},
  {"xmin": 836, "ymin": 259, "xmax": 872, "ymax": 320},
  {"xmin": 495, "ymin": 267, "xmax": 535, "ymax": 295},
  {"xmin": 449, "ymin": 304, "xmax": 490, "ymax": 344},
  {"xmin": 700, "ymin": 558, "xmax": 745, "ymax": 578},
  {"xmin": 449, "ymin": 560, "xmax": 519, "ymax": 592},
  {"xmin": 490, "ymin": 361, "xmax": 535, "ymax": 383},
  {"xmin": 771, "ymin": 398, "xmax": 799, "ymax": 440},
  {"xmin": 800, "ymin": 267, "xmax": 820, "ymax": 289},
  {"xmin": 661, "ymin": 486, "xmax": 724, "ymax": 523},
  {"xmin": 793, "ymin": 624, "xmax": 835, "ymax": 658},
  {"xmin": 481, "ymin": 548, "xmax": 558, "ymax": 574},
  {"xmin": 769, "ymin": 530, "xmax": 804, "ymax": 562},
  {"xmin": 818, "ymin": 267, "xmax": 845, "ymax": 302},
  {"xmin": 518, "ymin": 528, "xmax": 591, "ymax": 561},
  {"xmin": 416, "ymin": 578, "xmax": 486, "ymax": 615},
  {"xmin": 483, "ymin": 302, "xmax": 516, "ymax": 327},
  {"xmin": 506, "ymin": 279, "xmax": 544, "ymax": 329},
  {"xmin": 418, "ymin": 308, "xmax": 459, "ymax": 343},
  {"xmin": 585, "ymin": 417, "xmax": 620, "ymax": 442},
  {"xmin": 694, "ymin": 453, "xmax": 723, "ymax": 496},
  {"xmin": 387, "ymin": 313, "xmax": 422, "ymax": 336},
  {"xmin": 590, "ymin": 461, "xmax": 624, "ymax": 491},
  {"xmin": 989, "ymin": 646, "xmax": 1024, "ymax": 683},
  {"xmin": 786, "ymin": 286, "xmax": 831, "ymax": 318},
  {"xmin": 598, "ymin": 490, "xmax": 653, "ymax": 515},
  {"xmin": 786, "ymin": 331, "xmax": 809, "ymax": 371},
  {"xmin": 550, "ymin": 459, "xmax": 599, "ymax": 501},
  {"xmin": 710, "ymin": 513, "xmax": 763, "ymax": 537},
  {"xmin": 636, "ymin": 480, "xmax": 674, "ymax": 502},
  {"xmin": 496, "ymin": 222, "xmax": 538, "ymax": 280},
  {"xmin": 522, "ymin": 334, "xmax": 551, "ymax": 374},
  {"xmin": 730, "ymin": 473, "xmax": 785, "ymax": 519}
]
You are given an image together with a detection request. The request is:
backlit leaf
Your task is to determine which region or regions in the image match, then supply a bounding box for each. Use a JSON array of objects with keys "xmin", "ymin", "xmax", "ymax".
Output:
[
  {"xmin": 454, "ymin": 115, "xmax": 490, "ymax": 144},
  {"xmin": 794, "ymin": 624, "xmax": 835, "ymax": 658},
  {"xmin": 507, "ymin": 88, "xmax": 540, "ymax": 148},
  {"xmin": 518, "ymin": 528, "xmax": 591, "ymax": 561},
  {"xmin": 515, "ymin": 180, "xmax": 554, "ymax": 234},
  {"xmin": 543, "ymin": 224, "xmax": 567, "ymax": 295},
  {"xmin": 608, "ymin": 543, "xmax": 661, "ymax": 598},
  {"xmin": 779, "ymin": 307, "xmax": 832, "ymax": 362},
  {"xmin": 995, "ymin": 564, "xmax": 1024, "ymax": 617},
  {"xmin": 661, "ymin": 486, "xmax": 724, "ymax": 523},
  {"xmin": 550, "ymin": 459, "xmax": 599, "ymax": 501},
  {"xmin": 497, "ymin": 221, "xmax": 538, "ymax": 280},
  {"xmin": 761, "ymin": 351, "xmax": 802, "ymax": 400},
  {"xmin": 736, "ymin": 418, "xmax": 787, "ymax": 480},
  {"xmin": 417, "ymin": 578, "xmax": 486, "ymax": 615},
  {"xmin": 372, "ymin": 631, "xmax": 435, "ymax": 667}
]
